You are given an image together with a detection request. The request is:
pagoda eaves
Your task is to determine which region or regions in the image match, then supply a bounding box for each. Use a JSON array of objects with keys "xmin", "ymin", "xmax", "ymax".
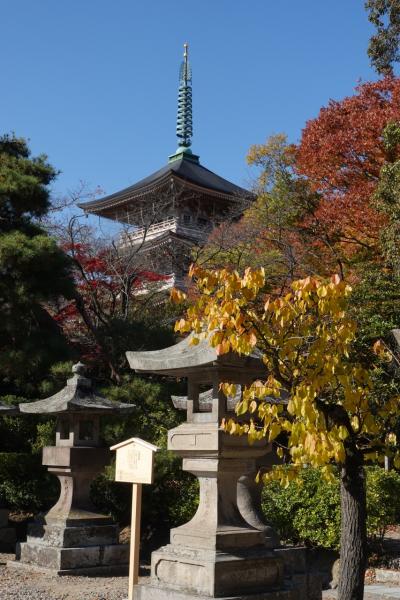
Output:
[{"xmin": 78, "ymin": 155, "xmax": 253, "ymax": 223}]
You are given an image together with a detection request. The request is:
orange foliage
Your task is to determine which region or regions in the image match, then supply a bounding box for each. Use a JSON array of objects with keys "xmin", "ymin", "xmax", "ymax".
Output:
[{"xmin": 296, "ymin": 77, "xmax": 400, "ymax": 260}]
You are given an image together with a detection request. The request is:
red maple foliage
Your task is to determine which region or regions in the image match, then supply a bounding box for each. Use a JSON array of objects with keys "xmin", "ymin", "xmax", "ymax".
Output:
[
  {"xmin": 296, "ymin": 77, "xmax": 400, "ymax": 266},
  {"xmin": 52, "ymin": 232, "xmax": 169, "ymax": 378}
]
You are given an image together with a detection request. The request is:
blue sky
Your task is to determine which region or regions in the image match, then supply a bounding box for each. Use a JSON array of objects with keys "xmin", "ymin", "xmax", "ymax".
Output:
[{"xmin": 1, "ymin": 1, "xmax": 378, "ymax": 230}]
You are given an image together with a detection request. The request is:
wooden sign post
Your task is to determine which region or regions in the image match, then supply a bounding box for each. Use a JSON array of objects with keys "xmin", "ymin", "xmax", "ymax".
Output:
[{"xmin": 111, "ymin": 438, "xmax": 158, "ymax": 600}]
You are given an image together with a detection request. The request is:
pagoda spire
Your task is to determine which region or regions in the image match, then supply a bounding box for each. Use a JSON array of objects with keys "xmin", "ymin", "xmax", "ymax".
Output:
[
  {"xmin": 177, "ymin": 43, "xmax": 193, "ymax": 149},
  {"xmin": 169, "ymin": 43, "xmax": 199, "ymax": 164}
]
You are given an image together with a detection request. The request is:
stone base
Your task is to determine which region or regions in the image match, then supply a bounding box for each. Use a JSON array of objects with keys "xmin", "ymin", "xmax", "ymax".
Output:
[
  {"xmin": 14, "ymin": 520, "xmax": 128, "ymax": 575},
  {"xmin": 8, "ymin": 558, "xmax": 128, "ymax": 577},
  {"xmin": 0, "ymin": 527, "xmax": 16, "ymax": 552},
  {"xmin": 18, "ymin": 540, "xmax": 129, "ymax": 572},
  {"xmin": 27, "ymin": 522, "xmax": 119, "ymax": 547},
  {"xmin": 134, "ymin": 584, "xmax": 296, "ymax": 600},
  {"xmin": 150, "ymin": 544, "xmax": 284, "ymax": 597}
]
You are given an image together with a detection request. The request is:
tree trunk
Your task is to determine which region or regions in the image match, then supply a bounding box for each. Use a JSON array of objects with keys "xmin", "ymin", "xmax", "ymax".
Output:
[{"xmin": 338, "ymin": 453, "xmax": 367, "ymax": 600}]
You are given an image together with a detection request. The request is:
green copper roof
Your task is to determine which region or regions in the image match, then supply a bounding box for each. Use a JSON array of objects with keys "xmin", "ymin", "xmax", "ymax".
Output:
[{"xmin": 171, "ymin": 43, "xmax": 195, "ymax": 162}]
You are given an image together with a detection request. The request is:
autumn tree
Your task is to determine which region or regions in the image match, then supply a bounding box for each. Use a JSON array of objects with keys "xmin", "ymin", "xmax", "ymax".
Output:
[
  {"xmin": 295, "ymin": 78, "xmax": 400, "ymax": 272},
  {"xmin": 172, "ymin": 266, "xmax": 400, "ymax": 600},
  {"xmin": 201, "ymin": 76, "xmax": 400, "ymax": 283},
  {"xmin": 196, "ymin": 135, "xmax": 319, "ymax": 292},
  {"xmin": 53, "ymin": 217, "xmax": 176, "ymax": 381},
  {"xmin": 366, "ymin": 0, "xmax": 400, "ymax": 75}
]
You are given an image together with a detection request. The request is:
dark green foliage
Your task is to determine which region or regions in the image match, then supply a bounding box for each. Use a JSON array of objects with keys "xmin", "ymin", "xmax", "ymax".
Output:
[
  {"xmin": 93, "ymin": 318, "xmax": 176, "ymax": 382},
  {"xmin": 101, "ymin": 376, "xmax": 185, "ymax": 447},
  {"xmin": 366, "ymin": 0, "xmax": 400, "ymax": 75},
  {"xmin": 0, "ymin": 452, "xmax": 58, "ymax": 511},
  {"xmin": 262, "ymin": 467, "xmax": 400, "ymax": 550},
  {"xmin": 0, "ymin": 134, "xmax": 75, "ymax": 396}
]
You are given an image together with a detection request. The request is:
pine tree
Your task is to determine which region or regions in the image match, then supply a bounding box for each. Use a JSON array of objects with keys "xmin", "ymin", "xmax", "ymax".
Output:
[{"xmin": 0, "ymin": 134, "xmax": 75, "ymax": 396}]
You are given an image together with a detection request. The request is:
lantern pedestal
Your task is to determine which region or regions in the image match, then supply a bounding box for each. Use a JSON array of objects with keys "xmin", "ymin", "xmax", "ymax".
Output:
[{"xmin": 16, "ymin": 445, "xmax": 129, "ymax": 575}]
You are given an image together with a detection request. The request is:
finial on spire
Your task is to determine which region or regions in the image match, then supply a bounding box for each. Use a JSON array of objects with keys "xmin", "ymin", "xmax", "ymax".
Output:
[{"xmin": 176, "ymin": 42, "xmax": 193, "ymax": 150}]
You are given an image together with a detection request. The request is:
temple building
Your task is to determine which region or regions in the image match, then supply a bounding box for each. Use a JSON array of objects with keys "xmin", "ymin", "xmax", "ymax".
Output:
[{"xmin": 78, "ymin": 44, "xmax": 253, "ymax": 289}]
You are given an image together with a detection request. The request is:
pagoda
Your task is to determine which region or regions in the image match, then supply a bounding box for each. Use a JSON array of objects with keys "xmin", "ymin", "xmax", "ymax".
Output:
[{"xmin": 78, "ymin": 44, "xmax": 253, "ymax": 289}]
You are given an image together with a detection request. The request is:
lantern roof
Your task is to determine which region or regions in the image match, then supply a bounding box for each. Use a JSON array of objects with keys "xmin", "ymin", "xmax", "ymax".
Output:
[
  {"xmin": 126, "ymin": 335, "xmax": 265, "ymax": 378},
  {"xmin": 19, "ymin": 363, "xmax": 135, "ymax": 416}
]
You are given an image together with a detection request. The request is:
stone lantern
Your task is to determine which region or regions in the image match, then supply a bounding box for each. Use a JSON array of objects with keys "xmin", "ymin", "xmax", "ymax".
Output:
[
  {"xmin": 0, "ymin": 402, "xmax": 18, "ymax": 552},
  {"xmin": 14, "ymin": 363, "xmax": 134, "ymax": 575},
  {"xmin": 127, "ymin": 336, "xmax": 321, "ymax": 600}
]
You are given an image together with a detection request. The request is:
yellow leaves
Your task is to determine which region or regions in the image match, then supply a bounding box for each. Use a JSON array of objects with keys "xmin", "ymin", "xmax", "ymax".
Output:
[
  {"xmin": 170, "ymin": 287, "xmax": 187, "ymax": 304},
  {"xmin": 221, "ymin": 382, "xmax": 237, "ymax": 397},
  {"xmin": 373, "ymin": 339, "xmax": 392, "ymax": 362},
  {"xmin": 174, "ymin": 264, "xmax": 400, "ymax": 478},
  {"xmin": 216, "ymin": 340, "xmax": 231, "ymax": 355},
  {"xmin": 268, "ymin": 423, "xmax": 281, "ymax": 442},
  {"xmin": 174, "ymin": 318, "xmax": 192, "ymax": 333},
  {"xmin": 386, "ymin": 432, "xmax": 397, "ymax": 445},
  {"xmin": 276, "ymin": 446, "xmax": 285, "ymax": 459}
]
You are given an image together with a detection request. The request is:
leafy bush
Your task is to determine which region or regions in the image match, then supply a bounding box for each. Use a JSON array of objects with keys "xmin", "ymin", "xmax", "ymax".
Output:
[
  {"xmin": 262, "ymin": 466, "xmax": 400, "ymax": 550},
  {"xmin": 262, "ymin": 467, "xmax": 341, "ymax": 549},
  {"xmin": 101, "ymin": 376, "xmax": 185, "ymax": 447},
  {"xmin": 366, "ymin": 466, "xmax": 400, "ymax": 541},
  {"xmin": 0, "ymin": 452, "xmax": 58, "ymax": 511}
]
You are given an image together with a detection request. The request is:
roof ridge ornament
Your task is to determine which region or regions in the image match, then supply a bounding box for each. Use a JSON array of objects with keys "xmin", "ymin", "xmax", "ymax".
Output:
[{"xmin": 169, "ymin": 43, "xmax": 200, "ymax": 165}]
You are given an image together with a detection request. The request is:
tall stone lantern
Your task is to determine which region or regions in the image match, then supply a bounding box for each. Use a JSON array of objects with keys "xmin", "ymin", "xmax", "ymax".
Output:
[
  {"xmin": 15, "ymin": 363, "xmax": 135, "ymax": 575},
  {"xmin": 127, "ymin": 336, "xmax": 317, "ymax": 600},
  {"xmin": 0, "ymin": 402, "xmax": 18, "ymax": 551}
]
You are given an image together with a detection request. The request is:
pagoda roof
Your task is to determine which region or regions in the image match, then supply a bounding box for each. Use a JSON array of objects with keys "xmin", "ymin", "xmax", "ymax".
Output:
[
  {"xmin": 78, "ymin": 156, "xmax": 253, "ymax": 218},
  {"xmin": 20, "ymin": 363, "xmax": 135, "ymax": 416}
]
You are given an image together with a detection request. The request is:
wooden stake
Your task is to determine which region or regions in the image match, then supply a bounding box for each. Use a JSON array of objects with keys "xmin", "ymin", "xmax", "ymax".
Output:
[{"xmin": 128, "ymin": 482, "xmax": 142, "ymax": 600}]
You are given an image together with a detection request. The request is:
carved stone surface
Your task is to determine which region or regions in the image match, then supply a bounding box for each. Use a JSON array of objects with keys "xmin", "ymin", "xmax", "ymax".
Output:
[{"xmin": 149, "ymin": 545, "xmax": 284, "ymax": 597}]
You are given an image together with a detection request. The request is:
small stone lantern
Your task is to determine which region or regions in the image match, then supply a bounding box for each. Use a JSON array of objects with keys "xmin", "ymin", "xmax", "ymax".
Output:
[
  {"xmin": 0, "ymin": 402, "xmax": 18, "ymax": 551},
  {"xmin": 14, "ymin": 363, "xmax": 135, "ymax": 575},
  {"xmin": 126, "ymin": 335, "xmax": 317, "ymax": 600}
]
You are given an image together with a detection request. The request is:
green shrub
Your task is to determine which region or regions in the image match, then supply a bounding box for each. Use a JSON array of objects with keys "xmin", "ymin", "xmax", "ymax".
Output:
[
  {"xmin": 0, "ymin": 452, "xmax": 58, "ymax": 511},
  {"xmin": 366, "ymin": 466, "xmax": 400, "ymax": 541},
  {"xmin": 262, "ymin": 467, "xmax": 341, "ymax": 549},
  {"xmin": 262, "ymin": 466, "xmax": 400, "ymax": 550}
]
